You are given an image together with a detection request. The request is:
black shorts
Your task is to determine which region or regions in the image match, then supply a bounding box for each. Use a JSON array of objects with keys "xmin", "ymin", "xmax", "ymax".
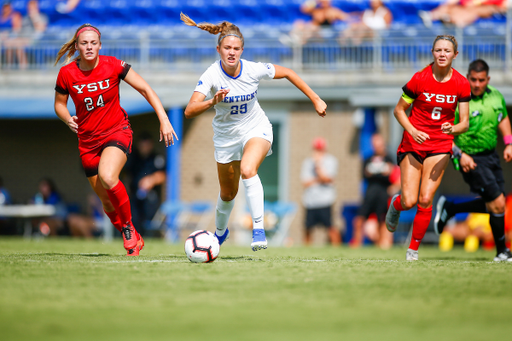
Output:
[
  {"xmin": 397, "ymin": 151, "xmax": 450, "ymax": 165},
  {"xmin": 305, "ymin": 206, "xmax": 332, "ymax": 230},
  {"xmin": 357, "ymin": 185, "xmax": 389, "ymax": 223},
  {"xmin": 461, "ymin": 150, "xmax": 505, "ymax": 202}
]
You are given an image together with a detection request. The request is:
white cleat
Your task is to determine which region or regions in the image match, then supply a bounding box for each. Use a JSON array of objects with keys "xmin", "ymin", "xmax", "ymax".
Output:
[
  {"xmin": 406, "ymin": 248, "xmax": 418, "ymax": 261},
  {"xmin": 493, "ymin": 249, "xmax": 512, "ymax": 262},
  {"xmin": 385, "ymin": 194, "xmax": 401, "ymax": 232}
]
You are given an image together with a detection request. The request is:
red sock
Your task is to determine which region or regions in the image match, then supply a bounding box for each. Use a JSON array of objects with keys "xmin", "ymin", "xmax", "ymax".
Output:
[
  {"xmin": 393, "ymin": 195, "xmax": 406, "ymax": 211},
  {"xmin": 104, "ymin": 209, "xmax": 123, "ymax": 233},
  {"xmin": 105, "ymin": 181, "xmax": 133, "ymax": 228},
  {"xmin": 408, "ymin": 205, "xmax": 433, "ymax": 251}
]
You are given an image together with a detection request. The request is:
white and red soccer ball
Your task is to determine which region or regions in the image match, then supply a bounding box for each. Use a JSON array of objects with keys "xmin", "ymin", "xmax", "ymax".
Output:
[{"xmin": 184, "ymin": 230, "xmax": 220, "ymax": 263}]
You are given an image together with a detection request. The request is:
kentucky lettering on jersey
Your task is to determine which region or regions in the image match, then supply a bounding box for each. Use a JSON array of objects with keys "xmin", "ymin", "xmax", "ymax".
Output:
[
  {"xmin": 55, "ymin": 55, "xmax": 131, "ymax": 143},
  {"xmin": 194, "ymin": 59, "xmax": 276, "ymax": 137}
]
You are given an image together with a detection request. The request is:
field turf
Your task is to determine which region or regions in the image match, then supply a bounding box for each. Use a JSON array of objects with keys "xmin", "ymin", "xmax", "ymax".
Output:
[{"xmin": 0, "ymin": 237, "xmax": 511, "ymax": 341}]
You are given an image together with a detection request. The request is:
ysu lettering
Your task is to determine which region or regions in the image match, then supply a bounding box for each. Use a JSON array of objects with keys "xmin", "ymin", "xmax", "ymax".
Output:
[
  {"xmin": 73, "ymin": 79, "xmax": 111, "ymax": 94},
  {"xmin": 423, "ymin": 93, "xmax": 457, "ymax": 103}
]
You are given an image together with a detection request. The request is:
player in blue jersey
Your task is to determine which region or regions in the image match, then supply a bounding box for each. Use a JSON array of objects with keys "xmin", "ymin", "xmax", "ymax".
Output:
[{"xmin": 181, "ymin": 13, "xmax": 327, "ymax": 251}]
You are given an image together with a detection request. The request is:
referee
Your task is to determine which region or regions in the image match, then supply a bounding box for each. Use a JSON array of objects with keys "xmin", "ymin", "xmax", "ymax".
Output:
[{"xmin": 435, "ymin": 59, "xmax": 512, "ymax": 261}]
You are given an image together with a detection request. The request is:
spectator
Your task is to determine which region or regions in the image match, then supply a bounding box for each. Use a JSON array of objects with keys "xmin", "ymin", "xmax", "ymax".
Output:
[
  {"xmin": 0, "ymin": 176, "xmax": 12, "ymax": 206},
  {"xmin": 439, "ymin": 212, "xmax": 494, "ymax": 252},
  {"xmin": 56, "ymin": 0, "xmax": 81, "ymax": 14},
  {"xmin": 419, "ymin": 0, "xmax": 508, "ymax": 28},
  {"xmin": 123, "ymin": 132, "xmax": 166, "ymax": 235},
  {"xmin": 301, "ymin": 137, "xmax": 340, "ymax": 245},
  {"xmin": 31, "ymin": 178, "xmax": 68, "ymax": 236},
  {"xmin": 289, "ymin": 0, "xmax": 349, "ymax": 45},
  {"xmin": 22, "ymin": 0, "xmax": 48, "ymax": 39},
  {"xmin": 340, "ymin": 0, "xmax": 393, "ymax": 45},
  {"xmin": 0, "ymin": 2, "xmax": 25, "ymax": 68},
  {"xmin": 67, "ymin": 193, "xmax": 103, "ymax": 238},
  {"xmin": 350, "ymin": 133, "xmax": 394, "ymax": 249}
]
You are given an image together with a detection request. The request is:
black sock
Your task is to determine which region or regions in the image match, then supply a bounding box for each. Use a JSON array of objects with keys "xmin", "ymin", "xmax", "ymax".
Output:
[
  {"xmin": 489, "ymin": 213, "xmax": 507, "ymax": 254},
  {"xmin": 449, "ymin": 198, "xmax": 487, "ymax": 215}
]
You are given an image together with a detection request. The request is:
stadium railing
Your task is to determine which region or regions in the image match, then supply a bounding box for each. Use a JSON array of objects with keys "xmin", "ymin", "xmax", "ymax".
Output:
[{"xmin": 0, "ymin": 26, "xmax": 510, "ymax": 72}]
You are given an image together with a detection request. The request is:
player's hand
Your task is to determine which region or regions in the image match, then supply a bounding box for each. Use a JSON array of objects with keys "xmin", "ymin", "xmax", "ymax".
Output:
[
  {"xmin": 138, "ymin": 176, "xmax": 154, "ymax": 192},
  {"xmin": 212, "ymin": 89, "xmax": 230, "ymax": 106},
  {"xmin": 441, "ymin": 122, "xmax": 455, "ymax": 135},
  {"xmin": 313, "ymin": 98, "xmax": 327, "ymax": 117},
  {"xmin": 460, "ymin": 153, "xmax": 477, "ymax": 173},
  {"xmin": 410, "ymin": 128, "xmax": 429, "ymax": 144},
  {"xmin": 504, "ymin": 145, "xmax": 512, "ymax": 162},
  {"xmin": 159, "ymin": 118, "xmax": 178, "ymax": 147},
  {"xmin": 67, "ymin": 116, "xmax": 78, "ymax": 133}
]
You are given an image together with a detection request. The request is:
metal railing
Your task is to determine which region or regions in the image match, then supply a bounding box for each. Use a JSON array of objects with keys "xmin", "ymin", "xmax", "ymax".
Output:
[{"xmin": 1, "ymin": 28, "xmax": 510, "ymax": 73}]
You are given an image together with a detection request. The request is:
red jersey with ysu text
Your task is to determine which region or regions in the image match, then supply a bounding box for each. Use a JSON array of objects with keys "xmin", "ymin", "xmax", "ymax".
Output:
[
  {"xmin": 400, "ymin": 64, "xmax": 471, "ymax": 152},
  {"xmin": 55, "ymin": 55, "xmax": 131, "ymax": 146}
]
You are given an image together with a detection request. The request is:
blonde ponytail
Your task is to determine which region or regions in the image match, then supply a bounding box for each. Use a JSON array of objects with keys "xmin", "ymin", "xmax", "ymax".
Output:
[{"xmin": 180, "ymin": 12, "xmax": 244, "ymax": 46}]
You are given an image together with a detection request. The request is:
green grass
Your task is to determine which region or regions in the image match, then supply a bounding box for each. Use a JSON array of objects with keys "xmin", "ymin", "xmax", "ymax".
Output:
[{"xmin": 0, "ymin": 237, "xmax": 511, "ymax": 341}]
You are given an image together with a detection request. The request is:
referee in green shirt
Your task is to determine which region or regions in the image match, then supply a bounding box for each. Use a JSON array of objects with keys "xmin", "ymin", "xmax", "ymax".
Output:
[{"xmin": 435, "ymin": 59, "xmax": 512, "ymax": 261}]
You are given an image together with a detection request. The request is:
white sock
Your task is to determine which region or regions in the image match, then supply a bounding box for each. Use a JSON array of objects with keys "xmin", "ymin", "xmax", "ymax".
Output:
[
  {"xmin": 215, "ymin": 194, "xmax": 234, "ymax": 236},
  {"xmin": 242, "ymin": 174, "xmax": 264, "ymax": 231}
]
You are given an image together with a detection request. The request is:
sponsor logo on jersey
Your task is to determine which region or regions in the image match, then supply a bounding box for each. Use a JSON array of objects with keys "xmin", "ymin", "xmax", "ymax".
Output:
[
  {"xmin": 121, "ymin": 60, "xmax": 126, "ymax": 67},
  {"xmin": 72, "ymin": 79, "xmax": 111, "ymax": 94},
  {"xmin": 423, "ymin": 93, "xmax": 457, "ymax": 103},
  {"xmin": 471, "ymin": 110, "xmax": 480, "ymax": 117},
  {"xmin": 265, "ymin": 63, "xmax": 271, "ymax": 69},
  {"xmin": 197, "ymin": 80, "xmax": 203, "ymax": 86},
  {"xmin": 498, "ymin": 112, "xmax": 503, "ymax": 122}
]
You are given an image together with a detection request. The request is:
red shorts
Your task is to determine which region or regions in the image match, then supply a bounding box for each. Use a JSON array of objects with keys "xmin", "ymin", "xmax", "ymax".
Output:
[{"xmin": 79, "ymin": 126, "xmax": 133, "ymax": 177}]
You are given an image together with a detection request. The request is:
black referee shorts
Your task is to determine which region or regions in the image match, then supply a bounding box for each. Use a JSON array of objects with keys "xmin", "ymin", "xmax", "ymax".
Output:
[{"xmin": 461, "ymin": 150, "xmax": 505, "ymax": 202}]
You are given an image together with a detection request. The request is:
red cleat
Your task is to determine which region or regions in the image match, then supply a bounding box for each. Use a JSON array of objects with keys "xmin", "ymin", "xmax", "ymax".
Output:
[
  {"xmin": 122, "ymin": 223, "xmax": 138, "ymax": 254},
  {"xmin": 125, "ymin": 228, "xmax": 144, "ymax": 256}
]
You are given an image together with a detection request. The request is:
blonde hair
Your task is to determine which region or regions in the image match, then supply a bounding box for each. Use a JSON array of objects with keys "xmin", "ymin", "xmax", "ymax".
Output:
[
  {"xmin": 54, "ymin": 24, "xmax": 101, "ymax": 66},
  {"xmin": 432, "ymin": 34, "xmax": 458, "ymax": 53},
  {"xmin": 180, "ymin": 12, "xmax": 244, "ymax": 47}
]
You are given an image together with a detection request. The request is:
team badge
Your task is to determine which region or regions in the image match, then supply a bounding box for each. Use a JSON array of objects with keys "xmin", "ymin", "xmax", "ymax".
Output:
[{"xmin": 197, "ymin": 80, "xmax": 203, "ymax": 86}]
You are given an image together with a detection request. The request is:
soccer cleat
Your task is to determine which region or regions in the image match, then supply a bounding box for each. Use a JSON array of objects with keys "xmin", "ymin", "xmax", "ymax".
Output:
[
  {"xmin": 251, "ymin": 229, "xmax": 267, "ymax": 252},
  {"xmin": 122, "ymin": 223, "xmax": 138, "ymax": 253},
  {"xmin": 214, "ymin": 228, "xmax": 230, "ymax": 246},
  {"xmin": 406, "ymin": 248, "xmax": 419, "ymax": 261},
  {"xmin": 493, "ymin": 249, "xmax": 512, "ymax": 262},
  {"xmin": 385, "ymin": 194, "xmax": 401, "ymax": 233},
  {"xmin": 434, "ymin": 196, "xmax": 453, "ymax": 236}
]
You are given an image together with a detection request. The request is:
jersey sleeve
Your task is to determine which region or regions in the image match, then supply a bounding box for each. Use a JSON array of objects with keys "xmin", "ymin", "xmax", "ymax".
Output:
[
  {"xmin": 401, "ymin": 73, "xmax": 420, "ymax": 100},
  {"xmin": 458, "ymin": 77, "xmax": 471, "ymax": 102},
  {"xmin": 55, "ymin": 68, "xmax": 69, "ymax": 95},
  {"xmin": 113, "ymin": 57, "xmax": 131, "ymax": 80},
  {"xmin": 194, "ymin": 69, "xmax": 214, "ymax": 96},
  {"xmin": 254, "ymin": 62, "xmax": 276, "ymax": 80}
]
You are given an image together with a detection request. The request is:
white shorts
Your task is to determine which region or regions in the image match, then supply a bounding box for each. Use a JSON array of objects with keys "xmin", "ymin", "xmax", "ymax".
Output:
[{"xmin": 214, "ymin": 121, "xmax": 273, "ymax": 164}]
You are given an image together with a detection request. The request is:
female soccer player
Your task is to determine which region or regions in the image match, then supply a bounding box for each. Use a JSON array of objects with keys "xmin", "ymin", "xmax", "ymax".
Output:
[
  {"xmin": 53, "ymin": 24, "xmax": 177, "ymax": 256},
  {"xmin": 385, "ymin": 35, "xmax": 470, "ymax": 260},
  {"xmin": 181, "ymin": 13, "xmax": 326, "ymax": 251}
]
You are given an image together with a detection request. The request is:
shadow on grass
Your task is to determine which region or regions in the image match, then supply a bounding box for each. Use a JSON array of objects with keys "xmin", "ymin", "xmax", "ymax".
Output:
[
  {"xmin": 424, "ymin": 256, "xmax": 490, "ymax": 261},
  {"xmin": 36, "ymin": 253, "xmax": 112, "ymax": 257},
  {"xmin": 219, "ymin": 256, "xmax": 263, "ymax": 261}
]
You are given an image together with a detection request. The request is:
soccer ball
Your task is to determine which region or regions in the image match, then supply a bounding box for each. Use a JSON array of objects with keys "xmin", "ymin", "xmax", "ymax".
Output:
[{"xmin": 184, "ymin": 230, "xmax": 220, "ymax": 263}]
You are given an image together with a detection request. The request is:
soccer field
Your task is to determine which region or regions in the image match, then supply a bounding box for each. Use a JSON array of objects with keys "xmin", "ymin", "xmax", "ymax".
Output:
[{"xmin": 1, "ymin": 238, "xmax": 510, "ymax": 341}]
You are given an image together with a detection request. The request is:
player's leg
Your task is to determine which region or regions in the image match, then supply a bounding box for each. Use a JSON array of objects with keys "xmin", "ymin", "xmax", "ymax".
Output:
[
  {"xmin": 241, "ymin": 137, "xmax": 271, "ymax": 251},
  {"xmin": 98, "ymin": 146, "xmax": 142, "ymax": 255},
  {"xmin": 408, "ymin": 154, "xmax": 450, "ymax": 259},
  {"xmin": 215, "ymin": 161, "xmax": 241, "ymax": 245},
  {"xmin": 435, "ymin": 195, "xmax": 487, "ymax": 235},
  {"xmin": 385, "ymin": 153, "xmax": 422, "ymax": 232}
]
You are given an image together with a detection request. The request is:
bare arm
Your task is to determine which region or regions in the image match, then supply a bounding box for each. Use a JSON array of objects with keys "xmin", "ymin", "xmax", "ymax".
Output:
[
  {"xmin": 138, "ymin": 170, "xmax": 166, "ymax": 191},
  {"xmin": 393, "ymin": 97, "xmax": 430, "ymax": 144},
  {"xmin": 54, "ymin": 91, "xmax": 78, "ymax": 133},
  {"xmin": 184, "ymin": 89, "xmax": 229, "ymax": 119},
  {"xmin": 274, "ymin": 65, "xmax": 326, "ymax": 117},
  {"xmin": 498, "ymin": 115, "xmax": 512, "ymax": 162},
  {"xmin": 442, "ymin": 101, "xmax": 469, "ymax": 136},
  {"xmin": 123, "ymin": 68, "xmax": 177, "ymax": 146}
]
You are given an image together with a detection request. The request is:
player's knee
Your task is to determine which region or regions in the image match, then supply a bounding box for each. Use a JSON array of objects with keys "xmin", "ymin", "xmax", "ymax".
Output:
[
  {"xmin": 220, "ymin": 190, "xmax": 237, "ymax": 202},
  {"xmin": 401, "ymin": 197, "xmax": 417, "ymax": 210},
  {"xmin": 417, "ymin": 195, "xmax": 433, "ymax": 209},
  {"xmin": 240, "ymin": 165, "xmax": 257, "ymax": 180},
  {"xmin": 98, "ymin": 172, "xmax": 119, "ymax": 190}
]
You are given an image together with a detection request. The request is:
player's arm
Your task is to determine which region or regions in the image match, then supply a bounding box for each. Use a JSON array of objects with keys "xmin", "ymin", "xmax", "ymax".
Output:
[
  {"xmin": 139, "ymin": 170, "xmax": 166, "ymax": 191},
  {"xmin": 184, "ymin": 89, "xmax": 229, "ymax": 119},
  {"xmin": 124, "ymin": 68, "xmax": 177, "ymax": 147},
  {"xmin": 273, "ymin": 65, "xmax": 326, "ymax": 117},
  {"xmin": 442, "ymin": 101, "xmax": 469, "ymax": 135},
  {"xmin": 498, "ymin": 115, "xmax": 512, "ymax": 162},
  {"xmin": 54, "ymin": 91, "xmax": 78, "ymax": 133},
  {"xmin": 393, "ymin": 96, "xmax": 430, "ymax": 144}
]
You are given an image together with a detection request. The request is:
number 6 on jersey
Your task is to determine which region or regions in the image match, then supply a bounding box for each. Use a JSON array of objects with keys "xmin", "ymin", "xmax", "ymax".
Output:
[{"xmin": 432, "ymin": 106, "xmax": 442, "ymax": 120}]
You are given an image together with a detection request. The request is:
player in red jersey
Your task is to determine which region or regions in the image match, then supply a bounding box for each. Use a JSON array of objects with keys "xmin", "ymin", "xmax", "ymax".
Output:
[
  {"xmin": 53, "ymin": 24, "xmax": 177, "ymax": 256},
  {"xmin": 385, "ymin": 35, "xmax": 470, "ymax": 260}
]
